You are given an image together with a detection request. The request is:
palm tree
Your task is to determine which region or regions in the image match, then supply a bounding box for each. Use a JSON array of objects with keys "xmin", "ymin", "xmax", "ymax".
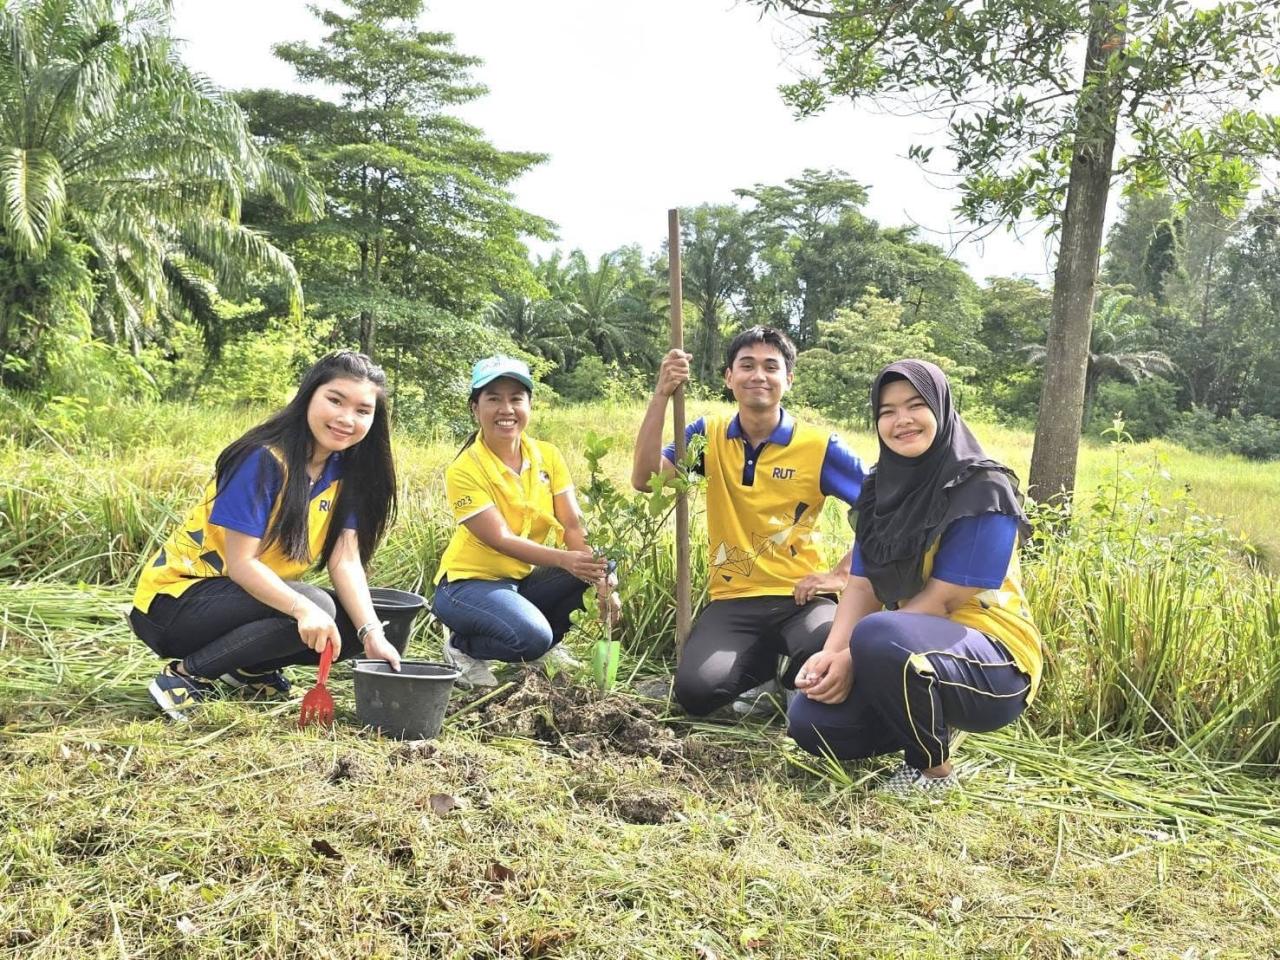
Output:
[
  {"xmin": 558, "ymin": 249, "xmax": 656, "ymax": 369},
  {"xmin": 1027, "ymin": 292, "xmax": 1176, "ymax": 426},
  {"xmin": 0, "ymin": 0, "xmax": 320, "ymax": 368},
  {"xmin": 679, "ymin": 204, "xmax": 752, "ymax": 382},
  {"xmin": 484, "ymin": 287, "xmax": 571, "ymax": 366}
]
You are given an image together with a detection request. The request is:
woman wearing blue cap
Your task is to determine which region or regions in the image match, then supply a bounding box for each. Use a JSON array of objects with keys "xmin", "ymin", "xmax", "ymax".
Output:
[{"xmin": 431, "ymin": 356, "xmax": 620, "ymax": 687}]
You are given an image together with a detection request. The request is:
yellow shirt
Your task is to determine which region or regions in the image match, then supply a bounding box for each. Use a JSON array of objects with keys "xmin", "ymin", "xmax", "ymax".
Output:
[
  {"xmin": 679, "ymin": 410, "xmax": 865, "ymax": 600},
  {"xmin": 435, "ymin": 435, "xmax": 573, "ymax": 583},
  {"xmin": 922, "ymin": 539, "xmax": 1043, "ymax": 702},
  {"xmin": 133, "ymin": 447, "xmax": 346, "ymax": 613}
]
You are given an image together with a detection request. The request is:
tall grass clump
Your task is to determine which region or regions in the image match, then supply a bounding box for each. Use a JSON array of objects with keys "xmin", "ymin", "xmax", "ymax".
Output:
[{"xmin": 1024, "ymin": 431, "xmax": 1280, "ymax": 765}]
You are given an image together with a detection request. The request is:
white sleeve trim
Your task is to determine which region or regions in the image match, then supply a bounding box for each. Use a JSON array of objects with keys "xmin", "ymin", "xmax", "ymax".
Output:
[{"xmin": 457, "ymin": 503, "xmax": 495, "ymax": 524}]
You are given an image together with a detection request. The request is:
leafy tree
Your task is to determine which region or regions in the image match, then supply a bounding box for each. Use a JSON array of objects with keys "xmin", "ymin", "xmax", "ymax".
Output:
[
  {"xmin": 875, "ymin": 230, "xmax": 987, "ymax": 369},
  {"xmin": 975, "ymin": 277, "xmax": 1052, "ymax": 423},
  {"xmin": 1104, "ymin": 190, "xmax": 1280, "ymax": 421},
  {"xmin": 736, "ymin": 169, "xmax": 885, "ymax": 347},
  {"xmin": 0, "ymin": 0, "xmax": 317, "ymax": 384},
  {"xmin": 790, "ymin": 290, "xmax": 972, "ymax": 424},
  {"xmin": 753, "ymin": 0, "xmax": 1280, "ymax": 501},
  {"xmin": 1026, "ymin": 292, "xmax": 1174, "ymax": 427},
  {"xmin": 236, "ymin": 0, "xmax": 551, "ymax": 357},
  {"xmin": 676, "ymin": 204, "xmax": 753, "ymax": 381}
]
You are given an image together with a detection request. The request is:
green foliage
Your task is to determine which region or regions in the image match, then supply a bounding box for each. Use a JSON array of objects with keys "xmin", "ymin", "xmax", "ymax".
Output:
[
  {"xmin": 0, "ymin": 0, "xmax": 319, "ymax": 374},
  {"xmin": 1087, "ymin": 378, "xmax": 1178, "ymax": 442},
  {"xmin": 1167, "ymin": 407, "xmax": 1280, "ymax": 462},
  {"xmin": 1026, "ymin": 291, "xmax": 1175, "ymax": 426},
  {"xmin": 378, "ymin": 304, "xmax": 532, "ymax": 437},
  {"xmin": 754, "ymin": 0, "xmax": 1280, "ymax": 497},
  {"xmin": 736, "ymin": 169, "xmax": 881, "ymax": 348},
  {"xmin": 1026, "ymin": 431, "xmax": 1280, "ymax": 762},
  {"xmin": 572, "ymin": 430, "xmax": 708, "ymax": 659},
  {"xmin": 675, "ymin": 204, "xmax": 754, "ymax": 381},
  {"xmin": 757, "ymin": 1, "xmax": 1280, "ymax": 232},
  {"xmin": 789, "ymin": 291, "xmax": 972, "ymax": 424},
  {"xmin": 201, "ymin": 314, "xmax": 332, "ymax": 408},
  {"xmin": 237, "ymin": 0, "xmax": 552, "ymax": 360}
]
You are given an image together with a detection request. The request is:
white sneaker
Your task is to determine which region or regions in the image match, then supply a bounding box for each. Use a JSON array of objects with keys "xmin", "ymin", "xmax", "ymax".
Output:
[
  {"xmin": 878, "ymin": 762, "xmax": 960, "ymax": 795},
  {"xmin": 442, "ymin": 637, "xmax": 498, "ymax": 689},
  {"xmin": 535, "ymin": 643, "xmax": 581, "ymax": 673},
  {"xmin": 732, "ymin": 678, "xmax": 782, "ymax": 717}
]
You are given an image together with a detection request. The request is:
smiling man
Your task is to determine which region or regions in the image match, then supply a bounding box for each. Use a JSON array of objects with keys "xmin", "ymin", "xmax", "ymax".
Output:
[{"xmin": 631, "ymin": 326, "xmax": 866, "ymax": 715}]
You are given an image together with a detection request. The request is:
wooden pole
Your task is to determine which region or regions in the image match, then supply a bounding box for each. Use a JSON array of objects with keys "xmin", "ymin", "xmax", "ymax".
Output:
[{"xmin": 668, "ymin": 208, "xmax": 692, "ymax": 650}]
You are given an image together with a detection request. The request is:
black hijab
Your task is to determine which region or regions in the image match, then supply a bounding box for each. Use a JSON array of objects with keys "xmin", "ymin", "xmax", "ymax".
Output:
[{"xmin": 854, "ymin": 359, "xmax": 1029, "ymax": 607}]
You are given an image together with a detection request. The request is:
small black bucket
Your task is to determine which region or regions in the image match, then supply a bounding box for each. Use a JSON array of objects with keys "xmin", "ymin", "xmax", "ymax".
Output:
[
  {"xmin": 352, "ymin": 660, "xmax": 461, "ymax": 740},
  {"xmin": 369, "ymin": 587, "xmax": 427, "ymax": 654}
]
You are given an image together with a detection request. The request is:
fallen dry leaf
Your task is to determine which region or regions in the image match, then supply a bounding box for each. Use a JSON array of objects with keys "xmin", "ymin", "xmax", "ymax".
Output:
[
  {"xmin": 310, "ymin": 838, "xmax": 343, "ymax": 860},
  {"xmin": 427, "ymin": 793, "xmax": 458, "ymax": 816},
  {"xmin": 484, "ymin": 861, "xmax": 516, "ymax": 885}
]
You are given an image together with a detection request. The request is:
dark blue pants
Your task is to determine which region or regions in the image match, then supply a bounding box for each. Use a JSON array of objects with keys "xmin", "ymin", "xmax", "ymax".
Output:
[
  {"xmin": 788, "ymin": 611, "xmax": 1031, "ymax": 770},
  {"xmin": 431, "ymin": 566, "xmax": 590, "ymax": 662},
  {"xmin": 674, "ymin": 595, "xmax": 837, "ymax": 716}
]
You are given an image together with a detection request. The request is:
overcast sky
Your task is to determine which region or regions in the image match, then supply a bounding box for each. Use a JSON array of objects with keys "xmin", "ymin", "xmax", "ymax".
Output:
[{"xmin": 170, "ymin": 0, "xmax": 1073, "ymax": 284}]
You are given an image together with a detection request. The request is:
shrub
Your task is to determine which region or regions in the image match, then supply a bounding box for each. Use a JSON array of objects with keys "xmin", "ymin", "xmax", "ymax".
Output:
[
  {"xmin": 1087, "ymin": 378, "xmax": 1178, "ymax": 441},
  {"xmin": 1168, "ymin": 407, "xmax": 1280, "ymax": 461}
]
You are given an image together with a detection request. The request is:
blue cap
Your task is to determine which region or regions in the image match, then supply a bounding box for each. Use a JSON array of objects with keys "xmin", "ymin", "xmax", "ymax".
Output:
[{"xmin": 470, "ymin": 355, "xmax": 534, "ymax": 393}]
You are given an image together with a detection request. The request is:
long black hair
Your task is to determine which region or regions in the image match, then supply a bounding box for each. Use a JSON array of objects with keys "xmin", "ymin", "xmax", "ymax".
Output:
[{"xmin": 214, "ymin": 350, "xmax": 397, "ymax": 569}]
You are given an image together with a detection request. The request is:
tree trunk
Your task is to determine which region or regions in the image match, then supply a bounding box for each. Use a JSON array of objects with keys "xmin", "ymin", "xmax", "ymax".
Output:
[
  {"xmin": 1028, "ymin": 1, "xmax": 1125, "ymax": 503},
  {"xmin": 357, "ymin": 310, "xmax": 373, "ymax": 356}
]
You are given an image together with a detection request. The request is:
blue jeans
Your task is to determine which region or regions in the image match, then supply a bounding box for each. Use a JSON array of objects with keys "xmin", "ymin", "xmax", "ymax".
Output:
[
  {"xmin": 431, "ymin": 567, "xmax": 591, "ymax": 663},
  {"xmin": 787, "ymin": 611, "xmax": 1031, "ymax": 770}
]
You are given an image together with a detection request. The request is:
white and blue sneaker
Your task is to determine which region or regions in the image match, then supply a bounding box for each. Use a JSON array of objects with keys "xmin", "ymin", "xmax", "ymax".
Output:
[
  {"xmin": 148, "ymin": 661, "xmax": 216, "ymax": 722},
  {"xmin": 219, "ymin": 666, "xmax": 293, "ymax": 700}
]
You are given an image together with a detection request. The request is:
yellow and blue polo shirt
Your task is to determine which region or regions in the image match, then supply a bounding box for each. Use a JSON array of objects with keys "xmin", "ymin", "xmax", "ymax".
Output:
[
  {"xmin": 664, "ymin": 409, "xmax": 865, "ymax": 600},
  {"xmin": 851, "ymin": 512, "xmax": 1043, "ymax": 700},
  {"xmin": 435, "ymin": 434, "xmax": 573, "ymax": 583},
  {"xmin": 133, "ymin": 447, "xmax": 353, "ymax": 614}
]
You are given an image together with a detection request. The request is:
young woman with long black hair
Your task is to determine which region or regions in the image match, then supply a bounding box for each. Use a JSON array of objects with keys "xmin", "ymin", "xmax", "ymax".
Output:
[
  {"xmin": 129, "ymin": 350, "xmax": 400, "ymax": 720},
  {"xmin": 431, "ymin": 356, "xmax": 619, "ymax": 688},
  {"xmin": 788, "ymin": 359, "xmax": 1042, "ymax": 793}
]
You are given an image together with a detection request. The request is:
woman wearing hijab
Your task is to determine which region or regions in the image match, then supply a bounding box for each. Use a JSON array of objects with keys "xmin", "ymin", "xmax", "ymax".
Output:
[{"xmin": 788, "ymin": 359, "xmax": 1042, "ymax": 793}]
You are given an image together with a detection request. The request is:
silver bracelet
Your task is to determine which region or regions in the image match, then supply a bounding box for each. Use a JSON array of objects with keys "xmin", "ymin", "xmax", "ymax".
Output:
[{"xmin": 356, "ymin": 620, "xmax": 389, "ymax": 642}]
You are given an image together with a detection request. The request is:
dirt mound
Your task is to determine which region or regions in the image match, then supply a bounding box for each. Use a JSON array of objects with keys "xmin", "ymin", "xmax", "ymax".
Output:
[{"xmin": 453, "ymin": 670, "xmax": 683, "ymax": 763}]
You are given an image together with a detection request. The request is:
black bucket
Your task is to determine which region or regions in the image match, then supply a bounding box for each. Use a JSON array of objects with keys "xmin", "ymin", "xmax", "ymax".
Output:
[
  {"xmin": 352, "ymin": 660, "xmax": 461, "ymax": 740},
  {"xmin": 369, "ymin": 587, "xmax": 427, "ymax": 654}
]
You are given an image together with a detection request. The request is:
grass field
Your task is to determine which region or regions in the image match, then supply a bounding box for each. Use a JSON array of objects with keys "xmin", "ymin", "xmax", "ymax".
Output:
[{"xmin": 3, "ymin": 398, "xmax": 1280, "ymax": 958}]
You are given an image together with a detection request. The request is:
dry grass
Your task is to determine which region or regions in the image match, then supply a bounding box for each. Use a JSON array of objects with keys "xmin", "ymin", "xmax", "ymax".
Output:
[{"xmin": 3, "ymin": 585, "xmax": 1280, "ymax": 959}]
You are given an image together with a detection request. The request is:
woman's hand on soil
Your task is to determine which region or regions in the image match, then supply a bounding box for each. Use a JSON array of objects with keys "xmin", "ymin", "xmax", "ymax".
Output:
[
  {"xmin": 295, "ymin": 602, "xmax": 340, "ymax": 657},
  {"xmin": 562, "ymin": 549, "xmax": 609, "ymax": 583},
  {"xmin": 794, "ymin": 649, "xmax": 853, "ymax": 704},
  {"xmin": 362, "ymin": 631, "xmax": 401, "ymax": 671}
]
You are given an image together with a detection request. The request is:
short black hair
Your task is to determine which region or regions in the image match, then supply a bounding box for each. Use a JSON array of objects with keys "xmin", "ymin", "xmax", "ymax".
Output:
[{"xmin": 723, "ymin": 325, "xmax": 797, "ymax": 374}]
